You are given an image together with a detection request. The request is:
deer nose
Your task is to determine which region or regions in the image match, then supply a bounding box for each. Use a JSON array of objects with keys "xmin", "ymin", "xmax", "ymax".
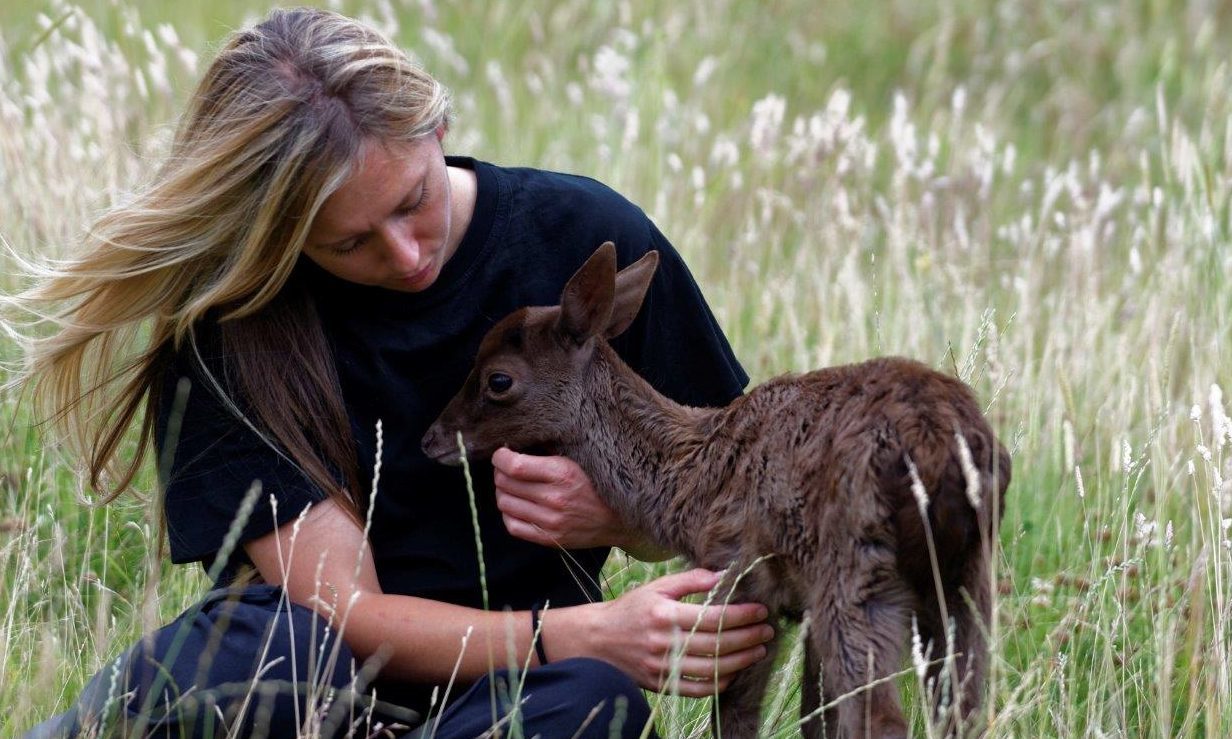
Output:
[
  {"xmin": 421, "ymin": 425, "xmax": 442, "ymax": 456},
  {"xmin": 422, "ymin": 423, "xmax": 463, "ymax": 466}
]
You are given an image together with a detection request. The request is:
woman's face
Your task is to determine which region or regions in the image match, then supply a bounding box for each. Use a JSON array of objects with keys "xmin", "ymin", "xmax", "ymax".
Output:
[{"xmin": 303, "ymin": 131, "xmax": 458, "ymax": 293}]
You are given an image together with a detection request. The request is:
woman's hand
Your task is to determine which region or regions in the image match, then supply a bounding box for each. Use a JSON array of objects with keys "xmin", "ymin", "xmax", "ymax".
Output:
[
  {"xmin": 551, "ymin": 568, "xmax": 774, "ymax": 696},
  {"xmin": 492, "ymin": 447, "xmax": 670, "ymax": 559}
]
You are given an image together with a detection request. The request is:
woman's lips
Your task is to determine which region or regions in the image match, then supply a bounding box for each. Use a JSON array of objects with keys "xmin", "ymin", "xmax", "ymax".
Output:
[{"xmin": 399, "ymin": 263, "xmax": 434, "ymax": 288}]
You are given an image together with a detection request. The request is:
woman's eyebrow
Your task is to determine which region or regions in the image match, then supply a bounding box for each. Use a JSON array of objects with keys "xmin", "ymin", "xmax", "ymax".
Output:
[{"xmin": 311, "ymin": 178, "xmax": 425, "ymax": 249}]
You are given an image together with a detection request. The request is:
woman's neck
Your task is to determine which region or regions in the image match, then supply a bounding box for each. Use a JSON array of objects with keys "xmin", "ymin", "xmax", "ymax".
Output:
[{"xmin": 444, "ymin": 164, "xmax": 477, "ymax": 261}]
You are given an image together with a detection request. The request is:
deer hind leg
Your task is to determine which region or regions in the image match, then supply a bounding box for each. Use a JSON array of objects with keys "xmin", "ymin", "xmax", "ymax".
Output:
[
  {"xmin": 915, "ymin": 546, "xmax": 993, "ymax": 738},
  {"xmin": 806, "ymin": 567, "xmax": 912, "ymax": 739}
]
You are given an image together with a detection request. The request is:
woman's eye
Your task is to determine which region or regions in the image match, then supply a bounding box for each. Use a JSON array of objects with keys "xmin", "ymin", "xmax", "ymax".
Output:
[
  {"xmin": 487, "ymin": 372, "xmax": 513, "ymax": 393},
  {"xmin": 398, "ymin": 185, "xmax": 429, "ymax": 216}
]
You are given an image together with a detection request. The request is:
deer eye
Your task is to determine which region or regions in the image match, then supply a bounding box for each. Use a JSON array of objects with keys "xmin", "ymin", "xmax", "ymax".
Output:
[{"xmin": 487, "ymin": 372, "xmax": 514, "ymax": 394}]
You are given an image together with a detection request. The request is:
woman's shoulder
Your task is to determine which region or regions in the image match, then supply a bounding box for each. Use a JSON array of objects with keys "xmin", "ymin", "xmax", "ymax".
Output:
[
  {"xmin": 157, "ymin": 312, "xmax": 258, "ymax": 431},
  {"xmin": 163, "ymin": 314, "xmax": 228, "ymax": 383},
  {"xmin": 481, "ymin": 162, "xmax": 651, "ymax": 241},
  {"xmin": 489, "ymin": 162, "xmax": 638, "ymax": 208}
]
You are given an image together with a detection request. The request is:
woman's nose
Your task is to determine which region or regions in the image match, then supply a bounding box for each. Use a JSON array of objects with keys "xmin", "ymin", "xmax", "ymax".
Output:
[{"xmin": 381, "ymin": 227, "xmax": 421, "ymax": 272}]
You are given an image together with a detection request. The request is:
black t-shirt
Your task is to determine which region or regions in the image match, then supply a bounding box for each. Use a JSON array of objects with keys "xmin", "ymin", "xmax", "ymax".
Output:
[{"xmin": 159, "ymin": 156, "xmax": 748, "ymax": 611}]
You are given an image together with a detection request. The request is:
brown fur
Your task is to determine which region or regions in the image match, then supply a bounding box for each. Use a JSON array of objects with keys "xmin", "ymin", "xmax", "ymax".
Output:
[{"xmin": 423, "ymin": 243, "xmax": 1009, "ymax": 738}]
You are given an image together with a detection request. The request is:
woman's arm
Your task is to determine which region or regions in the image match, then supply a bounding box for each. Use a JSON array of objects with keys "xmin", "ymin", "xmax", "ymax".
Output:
[{"xmin": 243, "ymin": 498, "xmax": 772, "ymax": 696}]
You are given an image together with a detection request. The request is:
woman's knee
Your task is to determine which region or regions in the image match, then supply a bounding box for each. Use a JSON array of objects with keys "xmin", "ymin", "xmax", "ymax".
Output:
[
  {"xmin": 520, "ymin": 657, "xmax": 655, "ymax": 739},
  {"xmin": 137, "ymin": 586, "xmax": 351, "ymax": 693},
  {"xmin": 431, "ymin": 657, "xmax": 656, "ymax": 739},
  {"xmin": 60, "ymin": 585, "xmax": 359, "ymax": 737}
]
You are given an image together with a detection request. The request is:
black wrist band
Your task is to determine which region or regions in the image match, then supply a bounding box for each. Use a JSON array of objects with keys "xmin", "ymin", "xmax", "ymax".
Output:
[{"xmin": 530, "ymin": 603, "xmax": 549, "ymax": 665}]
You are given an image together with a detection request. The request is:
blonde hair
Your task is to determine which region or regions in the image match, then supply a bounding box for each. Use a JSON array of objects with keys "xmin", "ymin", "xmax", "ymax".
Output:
[{"xmin": 8, "ymin": 7, "xmax": 451, "ymax": 505}]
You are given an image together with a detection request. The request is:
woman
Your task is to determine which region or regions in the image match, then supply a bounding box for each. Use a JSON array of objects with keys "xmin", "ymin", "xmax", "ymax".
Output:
[{"xmin": 16, "ymin": 7, "xmax": 772, "ymax": 737}]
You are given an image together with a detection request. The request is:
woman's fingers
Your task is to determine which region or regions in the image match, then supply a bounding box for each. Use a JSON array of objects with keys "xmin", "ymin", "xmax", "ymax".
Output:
[
  {"xmin": 645, "ymin": 570, "xmax": 770, "ymax": 629},
  {"xmin": 683, "ymin": 600, "xmax": 770, "ymax": 632},
  {"xmin": 493, "ymin": 469, "xmax": 560, "ymax": 506},
  {"xmin": 653, "ymin": 648, "xmax": 769, "ymax": 696},
  {"xmin": 491, "ymin": 448, "xmax": 631, "ymax": 549},
  {"xmin": 649, "ymin": 591, "xmax": 769, "ymax": 636},
  {"xmin": 645, "ymin": 567, "xmax": 725, "ymax": 600},
  {"xmin": 666, "ymin": 674, "xmax": 734, "ymax": 697},
  {"xmin": 499, "ymin": 513, "xmax": 551, "ymax": 546},
  {"xmin": 680, "ymin": 623, "xmax": 776, "ymax": 657},
  {"xmin": 492, "ymin": 447, "xmax": 572, "ymax": 484},
  {"xmin": 594, "ymin": 571, "xmax": 775, "ymax": 694},
  {"xmin": 493, "ymin": 485, "xmax": 551, "ymax": 522},
  {"xmin": 671, "ymin": 647, "xmax": 768, "ymax": 682}
]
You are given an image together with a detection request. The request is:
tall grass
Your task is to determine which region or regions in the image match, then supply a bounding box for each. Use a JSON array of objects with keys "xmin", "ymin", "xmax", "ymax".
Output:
[{"xmin": 2, "ymin": 0, "xmax": 1230, "ymax": 736}]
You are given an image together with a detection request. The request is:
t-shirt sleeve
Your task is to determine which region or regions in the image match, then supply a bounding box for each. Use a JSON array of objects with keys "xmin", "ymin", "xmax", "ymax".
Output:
[
  {"xmin": 610, "ymin": 222, "xmax": 749, "ymax": 408},
  {"xmin": 157, "ymin": 331, "xmax": 329, "ymax": 574}
]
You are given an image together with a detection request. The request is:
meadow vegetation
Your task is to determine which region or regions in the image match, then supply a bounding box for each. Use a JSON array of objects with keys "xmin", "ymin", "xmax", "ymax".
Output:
[{"xmin": 1, "ymin": 0, "xmax": 1230, "ymax": 736}]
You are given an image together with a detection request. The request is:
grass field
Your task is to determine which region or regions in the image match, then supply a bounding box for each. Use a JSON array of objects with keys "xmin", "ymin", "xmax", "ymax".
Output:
[{"xmin": 2, "ymin": 0, "xmax": 1230, "ymax": 736}]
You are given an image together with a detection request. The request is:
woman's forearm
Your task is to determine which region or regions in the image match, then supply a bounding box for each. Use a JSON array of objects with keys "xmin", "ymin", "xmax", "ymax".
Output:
[
  {"xmin": 334, "ymin": 591, "xmax": 597, "ymax": 684},
  {"xmin": 241, "ymin": 497, "xmax": 758, "ymax": 694}
]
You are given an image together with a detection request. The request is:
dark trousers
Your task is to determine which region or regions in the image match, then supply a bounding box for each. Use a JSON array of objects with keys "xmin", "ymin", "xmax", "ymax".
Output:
[{"xmin": 24, "ymin": 585, "xmax": 658, "ymax": 738}]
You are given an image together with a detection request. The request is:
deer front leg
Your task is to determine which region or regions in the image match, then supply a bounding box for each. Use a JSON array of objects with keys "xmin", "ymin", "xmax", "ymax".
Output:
[
  {"xmin": 800, "ymin": 637, "xmax": 835, "ymax": 739},
  {"xmin": 703, "ymin": 561, "xmax": 784, "ymax": 738},
  {"xmin": 712, "ymin": 640, "xmax": 777, "ymax": 738}
]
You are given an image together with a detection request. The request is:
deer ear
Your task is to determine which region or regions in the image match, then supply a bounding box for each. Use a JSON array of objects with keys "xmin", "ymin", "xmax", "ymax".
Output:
[
  {"xmin": 606, "ymin": 250, "xmax": 659, "ymax": 339},
  {"xmin": 558, "ymin": 242, "xmax": 617, "ymax": 344}
]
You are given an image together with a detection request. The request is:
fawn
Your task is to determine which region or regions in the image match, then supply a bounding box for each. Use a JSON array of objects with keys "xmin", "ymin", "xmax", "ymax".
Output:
[{"xmin": 423, "ymin": 242, "xmax": 1009, "ymax": 738}]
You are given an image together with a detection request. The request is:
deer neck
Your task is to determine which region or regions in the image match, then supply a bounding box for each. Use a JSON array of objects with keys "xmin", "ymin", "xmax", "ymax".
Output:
[{"xmin": 559, "ymin": 344, "xmax": 720, "ymax": 554}]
